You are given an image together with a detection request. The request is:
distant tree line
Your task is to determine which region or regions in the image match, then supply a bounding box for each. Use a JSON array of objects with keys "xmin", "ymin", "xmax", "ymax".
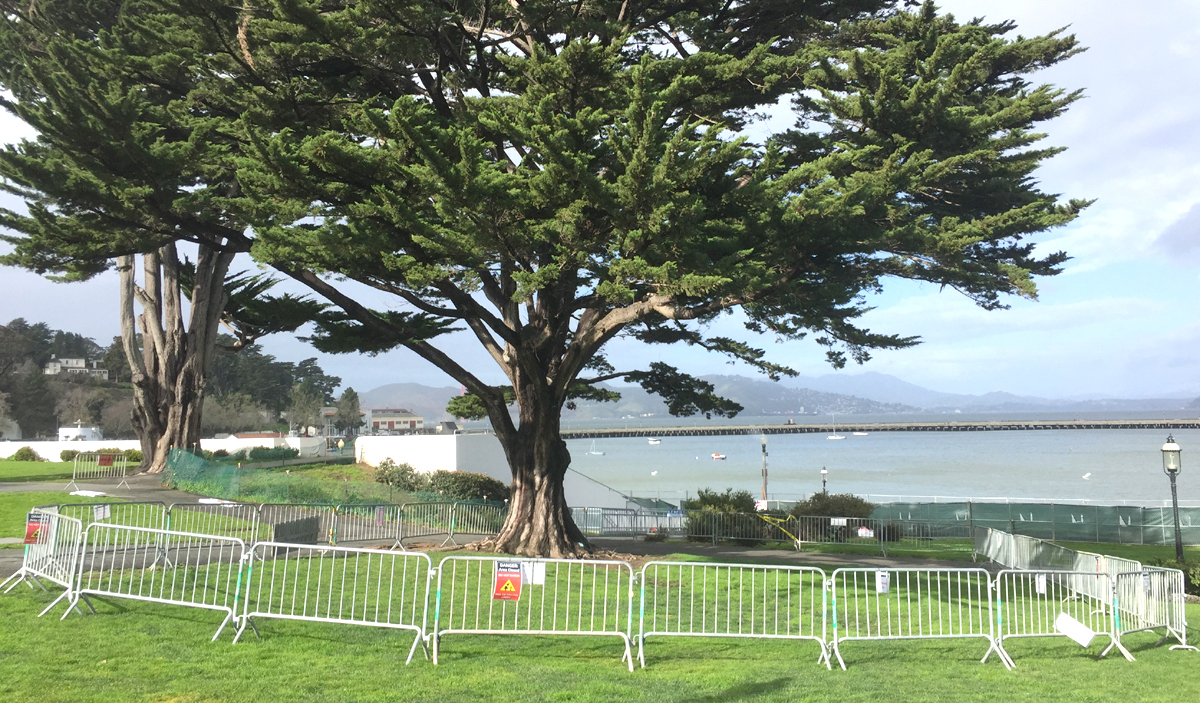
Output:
[{"xmin": 0, "ymin": 318, "xmax": 341, "ymax": 439}]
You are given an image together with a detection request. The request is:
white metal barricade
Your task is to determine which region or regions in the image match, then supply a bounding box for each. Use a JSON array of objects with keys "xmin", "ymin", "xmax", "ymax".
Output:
[
  {"xmin": 1112, "ymin": 567, "xmax": 1197, "ymax": 653},
  {"xmin": 829, "ymin": 568, "xmax": 1001, "ymax": 670},
  {"xmin": 638, "ymin": 561, "xmax": 828, "ymax": 668},
  {"xmin": 59, "ymin": 500, "xmax": 167, "ymax": 532},
  {"xmin": 67, "ymin": 523, "xmax": 247, "ymax": 640},
  {"xmin": 333, "ymin": 504, "xmax": 404, "ymax": 547},
  {"xmin": 66, "ymin": 452, "xmax": 130, "ymax": 491},
  {"xmin": 433, "ymin": 555, "xmax": 635, "ymax": 670},
  {"xmin": 794, "ymin": 516, "xmax": 885, "ymax": 553},
  {"xmin": 993, "ymin": 569, "xmax": 1131, "ymax": 665},
  {"xmin": 167, "ymin": 502, "xmax": 264, "ymax": 544},
  {"xmin": 258, "ymin": 503, "xmax": 338, "ymax": 545},
  {"xmin": 400, "ymin": 502, "xmax": 455, "ymax": 546},
  {"xmin": 447, "ymin": 502, "xmax": 507, "ymax": 545},
  {"xmin": 235, "ymin": 542, "xmax": 433, "ymax": 663},
  {"xmin": 1, "ymin": 508, "xmax": 85, "ymax": 617}
]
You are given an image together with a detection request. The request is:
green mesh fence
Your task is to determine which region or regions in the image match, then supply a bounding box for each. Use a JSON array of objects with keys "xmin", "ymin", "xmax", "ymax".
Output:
[
  {"xmin": 164, "ymin": 449, "xmax": 405, "ymax": 505},
  {"xmin": 871, "ymin": 501, "xmax": 1200, "ymax": 546}
]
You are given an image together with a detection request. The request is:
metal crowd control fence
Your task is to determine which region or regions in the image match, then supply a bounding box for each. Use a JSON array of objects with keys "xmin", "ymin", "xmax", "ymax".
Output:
[
  {"xmin": 400, "ymin": 502, "xmax": 456, "ymax": 546},
  {"xmin": 235, "ymin": 542, "xmax": 434, "ymax": 663},
  {"xmin": 1, "ymin": 508, "xmax": 85, "ymax": 617},
  {"xmin": 258, "ymin": 503, "xmax": 337, "ymax": 545},
  {"xmin": 433, "ymin": 556, "xmax": 635, "ymax": 670},
  {"xmin": 58, "ymin": 500, "xmax": 168, "ymax": 533},
  {"xmin": 66, "ymin": 452, "xmax": 130, "ymax": 491},
  {"xmin": 1113, "ymin": 567, "xmax": 1197, "ymax": 652},
  {"xmin": 570, "ymin": 508, "xmax": 687, "ymax": 537},
  {"xmin": 167, "ymin": 502, "xmax": 264, "ymax": 544},
  {"xmin": 333, "ymin": 504, "xmax": 404, "ymax": 547},
  {"xmin": 637, "ymin": 561, "xmax": 828, "ymax": 668},
  {"xmin": 447, "ymin": 502, "xmax": 507, "ymax": 545},
  {"xmin": 828, "ymin": 568, "xmax": 1001, "ymax": 670},
  {"xmin": 993, "ymin": 569, "xmax": 1130, "ymax": 665},
  {"xmin": 67, "ymin": 523, "xmax": 247, "ymax": 640},
  {"xmin": 685, "ymin": 511, "xmax": 796, "ymax": 545}
]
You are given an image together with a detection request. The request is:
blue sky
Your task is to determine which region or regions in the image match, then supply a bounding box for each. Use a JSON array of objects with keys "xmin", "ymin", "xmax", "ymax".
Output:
[{"xmin": 2, "ymin": 1, "xmax": 1198, "ymax": 400}]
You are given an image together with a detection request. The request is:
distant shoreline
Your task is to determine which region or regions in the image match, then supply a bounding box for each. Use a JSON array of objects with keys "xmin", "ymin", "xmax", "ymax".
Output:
[{"xmin": 560, "ymin": 418, "xmax": 1200, "ymax": 439}]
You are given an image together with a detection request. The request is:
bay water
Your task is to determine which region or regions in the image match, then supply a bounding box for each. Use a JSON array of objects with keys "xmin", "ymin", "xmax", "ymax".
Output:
[{"xmin": 554, "ymin": 413, "xmax": 1200, "ymax": 507}]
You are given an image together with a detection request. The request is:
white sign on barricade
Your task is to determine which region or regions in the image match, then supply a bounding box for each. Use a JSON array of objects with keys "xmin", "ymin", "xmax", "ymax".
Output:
[
  {"xmin": 1, "ymin": 508, "xmax": 84, "ymax": 617},
  {"xmin": 638, "ymin": 561, "xmax": 829, "ymax": 669},
  {"xmin": 433, "ymin": 555, "xmax": 635, "ymax": 671},
  {"xmin": 235, "ymin": 542, "xmax": 433, "ymax": 663},
  {"xmin": 829, "ymin": 568, "xmax": 1001, "ymax": 670},
  {"xmin": 993, "ymin": 569, "xmax": 1131, "ymax": 666},
  {"xmin": 67, "ymin": 523, "xmax": 247, "ymax": 640}
]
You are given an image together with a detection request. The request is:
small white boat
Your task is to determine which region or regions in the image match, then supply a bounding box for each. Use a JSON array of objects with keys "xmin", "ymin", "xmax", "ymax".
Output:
[
  {"xmin": 588, "ymin": 440, "xmax": 605, "ymax": 456},
  {"xmin": 853, "ymin": 432, "xmax": 868, "ymax": 436},
  {"xmin": 827, "ymin": 413, "xmax": 845, "ymax": 440},
  {"xmin": 711, "ymin": 453, "xmax": 726, "ymax": 460},
  {"xmin": 648, "ymin": 438, "xmax": 661, "ymax": 445}
]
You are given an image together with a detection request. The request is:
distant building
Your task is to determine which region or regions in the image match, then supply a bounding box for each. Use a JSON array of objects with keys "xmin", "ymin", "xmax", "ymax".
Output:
[
  {"xmin": 44, "ymin": 356, "xmax": 109, "ymax": 381},
  {"xmin": 367, "ymin": 408, "xmax": 424, "ymax": 434},
  {"xmin": 59, "ymin": 423, "xmax": 104, "ymax": 441},
  {"xmin": 313, "ymin": 406, "xmax": 366, "ymax": 438}
]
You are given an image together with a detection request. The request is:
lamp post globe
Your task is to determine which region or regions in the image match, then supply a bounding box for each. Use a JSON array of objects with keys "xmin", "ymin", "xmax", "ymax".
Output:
[{"xmin": 1161, "ymin": 435, "xmax": 1184, "ymax": 562}]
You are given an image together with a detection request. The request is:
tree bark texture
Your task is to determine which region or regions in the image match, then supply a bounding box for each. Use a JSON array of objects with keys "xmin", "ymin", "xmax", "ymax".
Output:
[
  {"xmin": 118, "ymin": 243, "xmax": 232, "ymax": 473},
  {"xmin": 490, "ymin": 373, "xmax": 590, "ymax": 558}
]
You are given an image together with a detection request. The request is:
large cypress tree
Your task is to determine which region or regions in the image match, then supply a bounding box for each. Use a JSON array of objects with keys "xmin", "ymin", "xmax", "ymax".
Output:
[{"xmin": 0, "ymin": 1, "xmax": 1087, "ymax": 556}]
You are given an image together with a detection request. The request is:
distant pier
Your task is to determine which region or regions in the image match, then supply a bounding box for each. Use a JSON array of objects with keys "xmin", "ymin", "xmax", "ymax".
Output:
[{"xmin": 561, "ymin": 419, "xmax": 1200, "ymax": 439}]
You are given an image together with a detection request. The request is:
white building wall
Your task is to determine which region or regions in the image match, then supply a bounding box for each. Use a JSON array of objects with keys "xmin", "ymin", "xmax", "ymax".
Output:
[
  {"xmin": 355, "ymin": 433, "xmax": 629, "ymax": 507},
  {"xmin": 354, "ymin": 435, "xmax": 458, "ymax": 474},
  {"xmin": 0, "ymin": 439, "xmax": 141, "ymax": 460}
]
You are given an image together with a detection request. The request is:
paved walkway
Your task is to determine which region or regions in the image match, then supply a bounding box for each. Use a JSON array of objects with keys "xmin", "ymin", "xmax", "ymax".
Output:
[{"xmin": 0, "ymin": 475, "xmax": 211, "ymax": 578}]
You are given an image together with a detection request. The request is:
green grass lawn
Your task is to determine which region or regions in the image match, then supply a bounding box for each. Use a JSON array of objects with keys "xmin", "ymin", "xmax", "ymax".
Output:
[
  {"xmin": 0, "ymin": 492, "xmax": 126, "ymax": 547},
  {"xmin": 0, "ymin": 552, "xmax": 1196, "ymax": 703},
  {"xmin": 0, "ymin": 460, "xmax": 75, "ymax": 483}
]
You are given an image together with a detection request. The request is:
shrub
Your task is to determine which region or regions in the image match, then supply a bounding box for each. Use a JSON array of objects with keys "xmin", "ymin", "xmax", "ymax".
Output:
[
  {"xmin": 60, "ymin": 449, "xmax": 80, "ymax": 462},
  {"xmin": 426, "ymin": 470, "xmax": 509, "ymax": 502},
  {"xmin": 789, "ymin": 493, "xmax": 875, "ymax": 519},
  {"xmin": 123, "ymin": 449, "xmax": 143, "ymax": 463},
  {"xmin": 247, "ymin": 446, "xmax": 299, "ymax": 462},
  {"xmin": 213, "ymin": 449, "xmax": 229, "ymax": 458},
  {"xmin": 10, "ymin": 446, "xmax": 43, "ymax": 462},
  {"xmin": 682, "ymin": 488, "xmax": 757, "ymax": 513},
  {"xmin": 375, "ymin": 459, "xmax": 421, "ymax": 490}
]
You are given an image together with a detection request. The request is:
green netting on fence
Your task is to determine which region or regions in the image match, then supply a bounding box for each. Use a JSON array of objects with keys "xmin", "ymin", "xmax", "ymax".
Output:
[
  {"xmin": 871, "ymin": 501, "xmax": 1200, "ymax": 546},
  {"xmin": 164, "ymin": 449, "xmax": 406, "ymax": 505}
]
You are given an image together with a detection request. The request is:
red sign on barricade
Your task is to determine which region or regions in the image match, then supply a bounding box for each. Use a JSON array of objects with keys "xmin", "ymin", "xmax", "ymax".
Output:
[
  {"xmin": 493, "ymin": 561, "xmax": 522, "ymax": 601},
  {"xmin": 98, "ymin": 454, "xmax": 115, "ymax": 467},
  {"xmin": 24, "ymin": 512, "xmax": 47, "ymax": 544}
]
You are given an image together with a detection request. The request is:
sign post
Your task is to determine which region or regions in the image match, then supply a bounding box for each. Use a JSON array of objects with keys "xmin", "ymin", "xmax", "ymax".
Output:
[{"xmin": 493, "ymin": 561, "xmax": 523, "ymax": 601}]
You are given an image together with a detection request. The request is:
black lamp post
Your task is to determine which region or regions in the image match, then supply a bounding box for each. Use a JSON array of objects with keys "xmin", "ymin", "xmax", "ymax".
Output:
[
  {"xmin": 759, "ymin": 434, "xmax": 768, "ymax": 501},
  {"xmin": 820, "ymin": 467, "xmax": 828, "ymax": 495},
  {"xmin": 1161, "ymin": 435, "xmax": 1184, "ymax": 562}
]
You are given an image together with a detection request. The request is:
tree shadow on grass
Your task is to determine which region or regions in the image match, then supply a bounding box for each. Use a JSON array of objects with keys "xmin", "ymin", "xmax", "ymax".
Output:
[{"xmin": 693, "ymin": 677, "xmax": 793, "ymax": 702}]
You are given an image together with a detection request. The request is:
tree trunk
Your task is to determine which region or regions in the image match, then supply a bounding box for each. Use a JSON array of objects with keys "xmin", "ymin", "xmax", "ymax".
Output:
[
  {"xmin": 118, "ymin": 243, "xmax": 231, "ymax": 474},
  {"xmin": 491, "ymin": 390, "xmax": 591, "ymax": 558}
]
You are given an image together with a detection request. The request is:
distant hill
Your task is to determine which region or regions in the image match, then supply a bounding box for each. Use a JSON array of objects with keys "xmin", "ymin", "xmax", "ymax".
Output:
[
  {"xmin": 358, "ymin": 383, "xmax": 461, "ymax": 421},
  {"xmin": 359, "ymin": 372, "xmax": 1197, "ymax": 423},
  {"xmin": 780, "ymin": 371, "xmax": 1196, "ymax": 412}
]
